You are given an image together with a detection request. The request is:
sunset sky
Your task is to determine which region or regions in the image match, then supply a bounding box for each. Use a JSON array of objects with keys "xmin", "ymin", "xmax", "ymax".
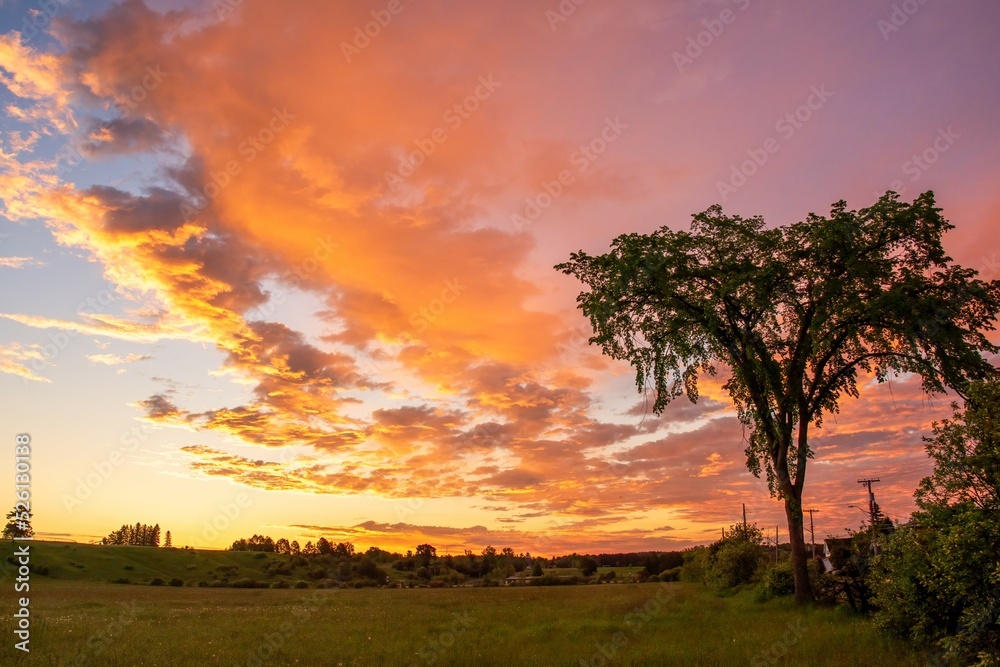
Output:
[{"xmin": 1, "ymin": 0, "xmax": 998, "ymax": 555}]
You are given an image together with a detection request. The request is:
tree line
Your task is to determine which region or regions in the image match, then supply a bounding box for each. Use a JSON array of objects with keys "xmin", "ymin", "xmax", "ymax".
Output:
[{"xmin": 100, "ymin": 522, "xmax": 172, "ymax": 547}]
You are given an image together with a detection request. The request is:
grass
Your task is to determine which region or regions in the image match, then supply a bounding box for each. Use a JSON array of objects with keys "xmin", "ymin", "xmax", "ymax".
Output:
[
  {"xmin": 2, "ymin": 541, "xmax": 305, "ymax": 586},
  {"xmin": 2, "ymin": 577, "xmax": 933, "ymax": 666}
]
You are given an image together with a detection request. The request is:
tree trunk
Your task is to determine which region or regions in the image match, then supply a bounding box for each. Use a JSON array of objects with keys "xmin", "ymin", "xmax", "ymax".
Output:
[{"xmin": 784, "ymin": 494, "xmax": 814, "ymax": 604}]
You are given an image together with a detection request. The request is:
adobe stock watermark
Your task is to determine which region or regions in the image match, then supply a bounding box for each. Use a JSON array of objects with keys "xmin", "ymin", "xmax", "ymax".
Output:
[
  {"xmin": 878, "ymin": 0, "xmax": 932, "ymax": 41},
  {"xmin": 873, "ymin": 126, "xmax": 959, "ymax": 199},
  {"xmin": 245, "ymin": 236, "xmax": 340, "ymax": 321},
  {"xmin": 716, "ymin": 84, "xmax": 833, "ymax": 202},
  {"xmin": 244, "ymin": 588, "xmax": 329, "ymax": 667},
  {"xmin": 673, "ymin": 0, "xmax": 751, "ymax": 72},
  {"xmin": 511, "ymin": 116, "xmax": 628, "ymax": 230},
  {"xmin": 750, "ymin": 618, "xmax": 805, "ymax": 666},
  {"xmin": 55, "ymin": 66, "xmax": 168, "ymax": 179},
  {"xmin": 341, "ymin": 0, "xmax": 414, "ymax": 63},
  {"xmin": 16, "ymin": 0, "xmax": 72, "ymax": 43},
  {"xmin": 69, "ymin": 602, "xmax": 138, "ymax": 667},
  {"xmin": 545, "ymin": 0, "xmax": 588, "ymax": 31},
  {"xmin": 181, "ymin": 107, "xmax": 295, "ymax": 222},
  {"xmin": 408, "ymin": 610, "xmax": 476, "ymax": 666},
  {"xmin": 384, "ymin": 75, "xmax": 501, "ymax": 190},
  {"xmin": 578, "ymin": 581, "xmax": 676, "ymax": 666},
  {"xmin": 408, "ymin": 278, "xmax": 466, "ymax": 333},
  {"xmin": 199, "ymin": 493, "xmax": 252, "ymax": 545},
  {"xmin": 23, "ymin": 288, "xmax": 118, "ymax": 383},
  {"xmin": 61, "ymin": 420, "xmax": 156, "ymax": 512}
]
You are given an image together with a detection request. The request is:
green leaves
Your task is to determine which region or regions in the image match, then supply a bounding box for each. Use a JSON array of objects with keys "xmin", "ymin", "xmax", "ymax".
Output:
[{"xmin": 557, "ymin": 191, "xmax": 1000, "ymax": 497}]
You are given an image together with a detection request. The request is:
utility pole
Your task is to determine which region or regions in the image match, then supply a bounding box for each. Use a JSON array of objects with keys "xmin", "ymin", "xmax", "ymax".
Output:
[
  {"xmin": 775, "ymin": 525, "xmax": 779, "ymax": 564},
  {"xmin": 858, "ymin": 478, "xmax": 881, "ymax": 554},
  {"xmin": 805, "ymin": 509, "xmax": 819, "ymax": 558},
  {"xmin": 742, "ymin": 503, "xmax": 747, "ymax": 531}
]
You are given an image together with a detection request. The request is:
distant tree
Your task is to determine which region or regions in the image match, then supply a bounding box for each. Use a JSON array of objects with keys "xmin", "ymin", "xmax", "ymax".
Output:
[
  {"xmin": 303, "ymin": 541, "xmax": 317, "ymax": 555},
  {"xmin": 531, "ymin": 559, "xmax": 544, "ymax": 577},
  {"xmin": 164, "ymin": 530, "xmax": 172, "ymax": 548},
  {"xmin": 356, "ymin": 556, "xmax": 383, "ymax": 581},
  {"xmin": 275, "ymin": 538, "xmax": 290, "ymax": 555},
  {"xmin": 2, "ymin": 505, "xmax": 33, "ymax": 540},
  {"xmin": 334, "ymin": 541, "xmax": 355, "ymax": 558},
  {"xmin": 290, "ymin": 540, "xmax": 301, "ymax": 555},
  {"xmin": 579, "ymin": 557, "xmax": 598, "ymax": 577},
  {"xmin": 152, "ymin": 524, "xmax": 161, "ymax": 548},
  {"xmin": 316, "ymin": 537, "xmax": 332, "ymax": 555},
  {"xmin": 557, "ymin": 191, "xmax": 1000, "ymax": 602},
  {"xmin": 415, "ymin": 544, "xmax": 437, "ymax": 568}
]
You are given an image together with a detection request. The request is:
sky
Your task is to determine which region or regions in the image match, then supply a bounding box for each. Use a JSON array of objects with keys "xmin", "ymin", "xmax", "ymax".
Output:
[{"xmin": 0, "ymin": 0, "xmax": 998, "ymax": 555}]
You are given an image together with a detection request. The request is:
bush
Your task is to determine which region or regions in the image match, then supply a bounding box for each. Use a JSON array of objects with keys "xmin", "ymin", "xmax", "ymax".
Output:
[
  {"xmin": 110, "ymin": 577, "xmax": 130, "ymax": 584},
  {"xmin": 356, "ymin": 557, "xmax": 383, "ymax": 581},
  {"xmin": 659, "ymin": 567, "xmax": 681, "ymax": 583},
  {"xmin": 270, "ymin": 580, "xmax": 290, "ymax": 589},
  {"xmin": 754, "ymin": 560, "xmax": 795, "ymax": 601},
  {"xmin": 708, "ymin": 540, "xmax": 762, "ymax": 589},
  {"xmin": 149, "ymin": 577, "xmax": 165, "ymax": 586},
  {"xmin": 123, "ymin": 565, "xmax": 135, "ymax": 571},
  {"xmin": 168, "ymin": 578, "xmax": 184, "ymax": 587},
  {"xmin": 293, "ymin": 580, "xmax": 309, "ymax": 589},
  {"xmin": 231, "ymin": 577, "xmax": 259, "ymax": 588},
  {"xmin": 197, "ymin": 581, "xmax": 208, "ymax": 587},
  {"xmin": 681, "ymin": 547, "xmax": 709, "ymax": 584}
]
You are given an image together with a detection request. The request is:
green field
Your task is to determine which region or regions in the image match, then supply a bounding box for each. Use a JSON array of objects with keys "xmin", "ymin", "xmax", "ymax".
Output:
[{"xmin": 1, "ymin": 542, "xmax": 934, "ymax": 666}]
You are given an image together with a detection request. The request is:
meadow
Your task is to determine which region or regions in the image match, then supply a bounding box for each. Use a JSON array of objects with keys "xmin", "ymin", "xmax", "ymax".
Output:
[{"xmin": 0, "ymin": 543, "xmax": 933, "ymax": 666}]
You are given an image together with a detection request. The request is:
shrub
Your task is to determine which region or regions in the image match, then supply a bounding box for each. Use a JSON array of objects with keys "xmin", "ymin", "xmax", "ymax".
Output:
[
  {"xmin": 754, "ymin": 560, "xmax": 796, "ymax": 601},
  {"xmin": 149, "ymin": 577, "xmax": 165, "ymax": 586},
  {"xmin": 123, "ymin": 565, "xmax": 135, "ymax": 571},
  {"xmin": 110, "ymin": 577, "xmax": 130, "ymax": 584},
  {"xmin": 231, "ymin": 578, "xmax": 259, "ymax": 588},
  {"xmin": 659, "ymin": 567, "xmax": 681, "ymax": 583},
  {"xmin": 293, "ymin": 580, "xmax": 309, "ymax": 589},
  {"xmin": 168, "ymin": 578, "xmax": 184, "ymax": 587},
  {"xmin": 356, "ymin": 557, "xmax": 383, "ymax": 581},
  {"xmin": 197, "ymin": 581, "xmax": 208, "ymax": 587},
  {"xmin": 270, "ymin": 580, "xmax": 290, "ymax": 589},
  {"xmin": 707, "ymin": 540, "xmax": 762, "ymax": 589},
  {"xmin": 680, "ymin": 546, "xmax": 709, "ymax": 584}
]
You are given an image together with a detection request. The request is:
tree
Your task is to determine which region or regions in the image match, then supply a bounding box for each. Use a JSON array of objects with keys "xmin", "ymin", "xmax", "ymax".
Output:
[
  {"xmin": 164, "ymin": 530, "xmax": 172, "ymax": 548},
  {"xmin": 415, "ymin": 543, "xmax": 437, "ymax": 568},
  {"xmin": 316, "ymin": 537, "xmax": 332, "ymax": 555},
  {"xmin": 2, "ymin": 505, "xmax": 33, "ymax": 540},
  {"xmin": 872, "ymin": 380, "xmax": 1000, "ymax": 665},
  {"xmin": 557, "ymin": 191, "xmax": 1000, "ymax": 603}
]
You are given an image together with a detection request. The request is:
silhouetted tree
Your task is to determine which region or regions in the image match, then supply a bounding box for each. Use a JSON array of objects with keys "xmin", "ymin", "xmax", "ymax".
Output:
[
  {"xmin": 2, "ymin": 505, "xmax": 32, "ymax": 540},
  {"xmin": 557, "ymin": 191, "xmax": 1000, "ymax": 602}
]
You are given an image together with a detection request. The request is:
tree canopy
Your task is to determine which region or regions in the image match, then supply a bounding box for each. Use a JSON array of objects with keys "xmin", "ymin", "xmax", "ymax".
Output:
[{"xmin": 557, "ymin": 191, "xmax": 1000, "ymax": 602}]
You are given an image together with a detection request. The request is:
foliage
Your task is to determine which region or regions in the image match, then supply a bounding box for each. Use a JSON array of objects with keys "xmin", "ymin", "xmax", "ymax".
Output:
[
  {"xmin": 557, "ymin": 191, "xmax": 1000, "ymax": 602},
  {"xmin": 101, "ymin": 522, "xmax": 161, "ymax": 547},
  {"xmin": 3, "ymin": 504, "xmax": 33, "ymax": 540},
  {"xmin": 872, "ymin": 380, "xmax": 1000, "ymax": 666},
  {"xmin": 755, "ymin": 560, "xmax": 796, "ymax": 601}
]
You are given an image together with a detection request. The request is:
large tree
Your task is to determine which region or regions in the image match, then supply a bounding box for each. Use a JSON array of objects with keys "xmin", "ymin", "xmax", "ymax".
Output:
[{"xmin": 556, "ymin": 191, "xmax": 1000, "ymax": 603}]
